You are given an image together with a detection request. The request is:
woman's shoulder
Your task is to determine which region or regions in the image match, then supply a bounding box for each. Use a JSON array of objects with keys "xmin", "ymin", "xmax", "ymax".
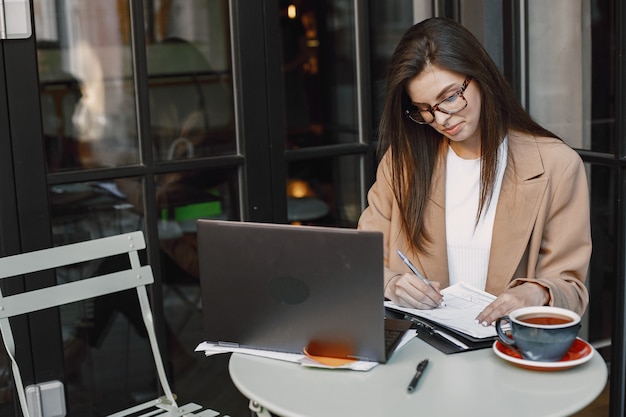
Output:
[
  {"xmin": 509, "ymin": 130, "xmax": 566, "ymax": 146},
  {"xmin": 508, "ymin": 130, "xmax": 582, "ymax": 163}
]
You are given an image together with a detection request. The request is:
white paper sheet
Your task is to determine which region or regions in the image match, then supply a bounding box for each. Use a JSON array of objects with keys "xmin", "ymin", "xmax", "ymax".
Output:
[{"xmin": 385, "ymin": 282, "xmax": 498, "ymax": 339}]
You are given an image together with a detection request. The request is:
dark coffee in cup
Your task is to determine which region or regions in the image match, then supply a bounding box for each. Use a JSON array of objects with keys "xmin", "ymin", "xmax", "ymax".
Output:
[
  {"xmin": 517, "ymin": 313, "xmax": 573, "ymax": 326},
  {"xmin": 495, "ymin": 306, "xmax": 581, "ymax": 362}
]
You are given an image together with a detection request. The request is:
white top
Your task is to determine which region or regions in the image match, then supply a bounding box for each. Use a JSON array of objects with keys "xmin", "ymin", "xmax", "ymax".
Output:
[{"xmin": 446, "ymin": 137, "xmax": 508, "ymax": 290}]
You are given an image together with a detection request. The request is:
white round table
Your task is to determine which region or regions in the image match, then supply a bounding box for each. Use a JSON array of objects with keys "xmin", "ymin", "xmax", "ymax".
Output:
[{"xmin": 229, "ymin": 337, "xmax": 608, "ymax": 417}]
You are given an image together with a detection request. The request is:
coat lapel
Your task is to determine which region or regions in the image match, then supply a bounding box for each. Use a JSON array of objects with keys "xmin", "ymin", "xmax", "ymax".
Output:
[{"xmin": 486, "ymin": 133, "xmax": 547, "ymax": 294}]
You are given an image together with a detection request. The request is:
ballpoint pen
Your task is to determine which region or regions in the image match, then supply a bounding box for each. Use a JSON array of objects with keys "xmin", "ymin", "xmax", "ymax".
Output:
[
  {"xmin": 397, "ymin": 249, "xmax": 446, "ymax": 306},
  {"xmin": 407, "ymin": 359, "xmax": 429, "ymax": 393}
]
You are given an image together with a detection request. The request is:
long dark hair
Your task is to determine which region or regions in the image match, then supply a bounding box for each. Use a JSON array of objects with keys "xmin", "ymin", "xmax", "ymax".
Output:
[{"xmin": 379, "ymin": 17, "xmax": 558, "ymax": 253}]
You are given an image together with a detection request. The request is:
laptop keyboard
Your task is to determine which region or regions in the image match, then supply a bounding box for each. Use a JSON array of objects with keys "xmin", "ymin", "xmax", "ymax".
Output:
[{"xmin": 385, "ymin": 327, "xmax": 404, "ymax": 357}]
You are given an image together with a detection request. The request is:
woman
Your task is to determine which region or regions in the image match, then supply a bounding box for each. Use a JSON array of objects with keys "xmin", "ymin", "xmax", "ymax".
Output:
[{"xmin": 358, "ymin": 17, "xmax": 591, "ymax": 325}]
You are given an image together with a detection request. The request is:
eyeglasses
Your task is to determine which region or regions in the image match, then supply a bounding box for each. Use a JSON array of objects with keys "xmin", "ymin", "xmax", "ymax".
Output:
[{"xmin": 404, "ymin": 77, "xmax": 472, "ymax": 124}]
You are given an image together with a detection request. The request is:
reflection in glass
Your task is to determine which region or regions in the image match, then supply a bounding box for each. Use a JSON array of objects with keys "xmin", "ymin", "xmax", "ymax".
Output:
[
  {"xmin": 280, "ymin": 0, "xmax": 358, "ymax": 149},
  {"xmin": 151, "ymin": 167, "xmax": 238, "ymax": 383},
  {"xmin": 153, "ymin": 168, "xmax": 238, "ymax": 277},
  {"xmin": 35, "ymin": 1, "xmax": 140, "ymax": 171},
  {"xmin": 48, "ymin": 179, "xmax": 147, "ymax": 414},
  {"xmin": 287, "ymin": 154, "xmax": 362, "ymax": 227},
  {"xmin": 38, "ymin": 40, "xmax": 84, "ymax": 172},
  {"xmin": 58, "ymin": 266, "xmax": 156, "ymax": 416},
  {"xmin": 45, "ymin": 164, "xmax": 239, "ymax": 412},
  {"xmin": 146, "ymin": 9, "xmax": 236, "ymax": 161},
  {"xmin": 50, "ymin": 181, "xmax": 143, "ymax": 244},
  {"xmin": 368, "ymin": 1, "xmax": 415, "ymax": 131},
  {"xmin": 527, "ymin": 3, "xmax": 588, "ymax": 150}
]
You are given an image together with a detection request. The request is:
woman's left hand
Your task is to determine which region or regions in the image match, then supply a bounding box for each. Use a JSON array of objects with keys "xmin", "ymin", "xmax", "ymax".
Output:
[{"xmin": 475, "ymin": 283, "xmax": 550, "ymax": 326}]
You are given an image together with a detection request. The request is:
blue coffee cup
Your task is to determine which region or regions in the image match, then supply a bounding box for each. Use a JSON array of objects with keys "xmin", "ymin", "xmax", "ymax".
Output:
[{"xmin": 495, "ymin": 306, "xmax": 581, "ymax": 362}]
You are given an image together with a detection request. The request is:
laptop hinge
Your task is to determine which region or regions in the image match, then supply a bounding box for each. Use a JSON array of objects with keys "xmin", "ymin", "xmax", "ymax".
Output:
[{"xmin": 348, "ymin": 354, "xmax": 372, "ymax": 362}]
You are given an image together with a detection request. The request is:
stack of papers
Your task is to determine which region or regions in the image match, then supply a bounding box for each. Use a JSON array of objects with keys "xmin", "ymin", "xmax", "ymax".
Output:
[{"xmin": 195, "ymin": 330, "xmax": 416, "ymax": 371}]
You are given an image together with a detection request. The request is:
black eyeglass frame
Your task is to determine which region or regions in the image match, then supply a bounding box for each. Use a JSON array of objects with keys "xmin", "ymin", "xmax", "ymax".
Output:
[{"xmin": 404, "ymin": 77, "xmax": 472, "ymax": 124}]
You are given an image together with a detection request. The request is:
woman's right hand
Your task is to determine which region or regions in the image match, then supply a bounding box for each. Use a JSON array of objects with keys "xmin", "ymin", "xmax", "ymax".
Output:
[{"xmin": 385, "ymin": 273, "xmax": 443, "ymax": 309}]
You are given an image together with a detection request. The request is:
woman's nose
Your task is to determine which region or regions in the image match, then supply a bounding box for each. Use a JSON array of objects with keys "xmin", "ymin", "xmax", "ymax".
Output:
[{"xmin": 432, "ymin": 109, "xmax": 451, "ymax": 126}]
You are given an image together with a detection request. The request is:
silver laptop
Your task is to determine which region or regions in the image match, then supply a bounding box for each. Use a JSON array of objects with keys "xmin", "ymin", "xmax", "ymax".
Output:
[{"xmin": 196, "ymin": 220, "xmax": 410, "ymax": 363}]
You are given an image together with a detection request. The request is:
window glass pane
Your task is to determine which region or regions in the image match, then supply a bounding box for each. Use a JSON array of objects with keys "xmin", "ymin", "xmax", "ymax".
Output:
[
  {"xmin": 280, "ymin": 0, "xmax": 358, "ymax": 149},
  {"xmin": 46, "ymin": 166, "xmax": 239, "ymax": 412},
  {"xmin": 155, "ymin": 167, "xmax": 239, "ymax": 246},
  {"xmin": 527, "ymin": 2, "xmax": 585, "ymax": 149},
  {"xmin": 153, "ymin": 167, "xmax": 239, "ymax": 395},
  {"xmin": 61, "ymin": 280, "xmax": 157, "ymax": 415},
  {"xmin": 589, "ymin": 0, "xmax": 616, "ymax": 154},
  {"xmin": 50, "ymin": 181, "xmax": 143, "ymax": 243},
  {"xmin": 48, "ymin": 179, "xmax": 147, "ymax": 414},
  {"xmin": 287, "ymin": 154, "xmax": 362, "ymax": 227},
  {"xmin": 146, "ymin": 0, "xmax": 236, "ymax": 161},
  {"xmin": 36, "ymin": 0, "xmax": 139, "ymax": 172},
  {"xmin": 526, "ymin": 0, "xmax": 614, "ymax": 154},
  {"xmin": 368, "ymin": 1, "xmax": 416, "ymax": 131},
  {"xmin": 586, "ymin": 163, "xmax": 614, "ymax": 363}
]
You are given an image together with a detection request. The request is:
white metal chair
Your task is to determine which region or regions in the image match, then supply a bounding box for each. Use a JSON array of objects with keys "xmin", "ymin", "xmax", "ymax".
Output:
[{"xmin": 0, "ymin": 231, "xmax": 226, "ymax": 417}]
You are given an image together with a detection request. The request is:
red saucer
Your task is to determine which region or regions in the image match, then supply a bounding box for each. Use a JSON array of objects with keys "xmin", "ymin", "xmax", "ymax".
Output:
[{"xmin": 492, "ymin": 338, "xmax": 593, "ymax": 371}]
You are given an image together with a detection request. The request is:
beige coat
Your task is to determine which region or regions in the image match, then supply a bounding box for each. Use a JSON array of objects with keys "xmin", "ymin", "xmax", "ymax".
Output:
[{"xmin": 358, "ymin": 131, "xmax": 591, "ymax": 315}]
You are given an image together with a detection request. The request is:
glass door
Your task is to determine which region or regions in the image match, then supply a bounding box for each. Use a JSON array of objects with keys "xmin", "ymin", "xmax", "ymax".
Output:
[
  {"xmin": 1, "ymin": 0, "xmax": 384, "ymax": 415},
  {"xmin": 0, "ymin": 0, "xmax": 368, "ymax": 414},
  {"xmin": 0, "ymin": 0, "xmax": 250, "ymax": 415}
]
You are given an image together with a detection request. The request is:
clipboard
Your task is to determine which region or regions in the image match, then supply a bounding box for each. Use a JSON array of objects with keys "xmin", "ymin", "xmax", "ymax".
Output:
[
  {"xmin": 384, "ymin": 282, "xmax": 501, "ymax": 353},
  {"xmin": 385, "ymin": 307, "xmax": 496, "ymax": 354},
  {"xmin": 406, "ymin": 313, "xmax": 496, "ymax": 354}
]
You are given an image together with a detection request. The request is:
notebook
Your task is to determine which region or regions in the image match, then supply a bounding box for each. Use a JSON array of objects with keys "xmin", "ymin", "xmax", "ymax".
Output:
[{"xmin": 196, "ymin": 219, "xmax": 411, "ymax": 363}]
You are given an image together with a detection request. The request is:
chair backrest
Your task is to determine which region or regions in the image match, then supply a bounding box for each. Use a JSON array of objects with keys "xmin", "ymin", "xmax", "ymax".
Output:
[{"xmin": 0, "ymin": 232, "xmax": 178, "ymax": 417}]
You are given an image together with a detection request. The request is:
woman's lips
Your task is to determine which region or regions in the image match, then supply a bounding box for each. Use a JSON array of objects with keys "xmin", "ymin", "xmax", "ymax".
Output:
[{"xmin": 443, "ymin": 122, "xmax": 463, "ymax": 136}]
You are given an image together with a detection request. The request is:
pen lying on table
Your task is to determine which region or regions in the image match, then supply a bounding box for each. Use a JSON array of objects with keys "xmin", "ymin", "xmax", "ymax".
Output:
[{"xmin": 407, "ymin": 359, "xmax": 429, "ymax": 393}]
